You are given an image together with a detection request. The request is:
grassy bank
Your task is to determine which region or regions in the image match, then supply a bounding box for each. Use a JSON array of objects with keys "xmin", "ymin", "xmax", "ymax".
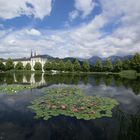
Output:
[
  {"xmin": 118, "ymin": 70, "xmax": 139, "ymax": 79},
  {"xmin": 0, "ymin": 70, "xmax": 140, "ymax": 77}
]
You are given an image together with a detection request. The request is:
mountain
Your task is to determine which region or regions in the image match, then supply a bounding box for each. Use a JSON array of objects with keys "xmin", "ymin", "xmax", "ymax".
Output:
[
  {"xmin": 106, "ymin": 56, "xmax": 122, "ymax": 63},
  {"xmin": 33, "ymin": 54, "xmax": 54, "ymax": 59},
  {"xmin": 106, "ymin": 55, "xmax": 133, "ymax": 64},
  {"xmin": 35, "ymin": 54, "xmax": 134, "ymax": 65},
  {"xmin": 122, "ymin": 55, "xmax": 133, "ymax": 60},
  {"xmin": 1, "ymin": 54, "xmax": 134, "ymax": 65},
  {"xmin": 88, "ymin": 55, "xmax": 133, "ymax": 65},
  {"xmin": 88, "ymin": 56, "xmax": 102, "ymax": 65},
  {"xmin": 62, "ymin": 57, "xmax": 77, "ymax": 63}
]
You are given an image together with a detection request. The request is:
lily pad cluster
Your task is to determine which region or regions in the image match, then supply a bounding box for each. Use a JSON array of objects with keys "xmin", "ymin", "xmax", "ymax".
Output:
[
  {"xmin": 29, "ymin": 88, "xmax": 118, "ymax": 120},
  {"xmin": 0, "ymin": 85, "xmax": 36, "ymax": 94}
]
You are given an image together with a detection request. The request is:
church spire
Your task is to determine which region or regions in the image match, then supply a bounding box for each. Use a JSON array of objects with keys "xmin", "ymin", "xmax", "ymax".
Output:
[
  {"xmin": 31, "ymin": 50, "xmax": 33, "ymax": 58},
  {"xmin": 34, "ymin": 51, "xmax": 36, "ymax": 56}
]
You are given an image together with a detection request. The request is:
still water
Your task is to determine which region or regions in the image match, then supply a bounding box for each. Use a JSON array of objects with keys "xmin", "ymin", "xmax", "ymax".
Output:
[{"xmin": 0, "ymin": 72, "xmax": 140, "ymax": 140}]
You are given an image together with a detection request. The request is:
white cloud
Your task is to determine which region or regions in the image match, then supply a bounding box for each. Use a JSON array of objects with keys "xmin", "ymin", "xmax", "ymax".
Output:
[
  {"xmin": 69, "ymin": 10, "xmax": 79, "ymax": 21},
  {"xmin": 69, "ymin": 0, "xmax": 96, "ymax": 20},
  {"xmin": 0, "ymin": 0, "xmax": 53, "ymax": 19},
  {"xmin": 25, "ymin": 28, "xmax": 41, "ymax": 36},
  {"xmin": 75, "ymin": 0, "xmax": 95, "ymax": 18},
  {"xmin": 0, "ymin": 0, "xmax": 140, "ymax": 58}
]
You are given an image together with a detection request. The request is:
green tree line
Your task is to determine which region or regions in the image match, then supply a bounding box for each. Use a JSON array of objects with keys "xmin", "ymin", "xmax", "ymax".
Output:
[{"xmin": 0, "ymin": 53, "xmax": 140, "ymax": 73}]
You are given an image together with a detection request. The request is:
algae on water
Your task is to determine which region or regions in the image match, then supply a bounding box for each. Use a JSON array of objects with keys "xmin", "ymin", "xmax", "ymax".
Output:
[{"xmin": 29, "ymin": 88, "xmax": 118, "ymax": 120}]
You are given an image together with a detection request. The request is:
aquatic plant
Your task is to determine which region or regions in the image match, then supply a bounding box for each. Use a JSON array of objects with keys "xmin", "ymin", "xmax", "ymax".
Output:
[
  {"xmin": 29, "ymin": 88, "xmax": 118, "ymax": 120},
  {"xmin": 0, "ymin": 85, "xmax": 36, "ymax": 94}
]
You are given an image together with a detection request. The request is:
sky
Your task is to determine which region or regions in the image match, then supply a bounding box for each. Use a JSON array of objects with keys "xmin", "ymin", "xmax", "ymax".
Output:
[{"xmin": 0, "ymin": 0, "xmax": 140, "ymax": 59}]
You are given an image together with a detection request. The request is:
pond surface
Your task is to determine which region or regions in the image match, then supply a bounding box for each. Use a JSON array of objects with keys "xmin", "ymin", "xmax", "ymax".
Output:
[{"xmin": 0, "ymin": 73, "xmax": 140, "ymax": 140}]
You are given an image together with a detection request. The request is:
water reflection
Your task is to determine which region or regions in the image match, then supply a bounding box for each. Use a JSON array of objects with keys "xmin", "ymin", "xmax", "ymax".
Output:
[
  {"xmin": 0, "ymin": 73, "xmax": 140, "ymax": 140},
  {"xmin": 15, "ymin": 72, "xmax": 24, "ymax": 83},
  {"xmin": 0, "ymin": 103, "xmax": 139, "ymax": 140},
  {"xmin": 117, "ymin": 106, "xmax": 140, "ymax": 140},
  {"xmin": 103, "ymin": 75, "xmax": 113, "ymax": 86},
  {"xmin": 0, "ymin": 73, "xmax": 140, "ymax": 95}
]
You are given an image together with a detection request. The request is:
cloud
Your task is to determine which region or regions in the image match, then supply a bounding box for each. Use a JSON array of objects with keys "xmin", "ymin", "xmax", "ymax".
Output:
[
  {"xmin": 0, "ymin": 0, "xmax": 140, "ymax": 59},
  {"xmin": 25, "ymin": 28, "xmax": 41, "ymax": 36},
  {"xmin": 69, "ymin": 0, "xmax": 96, "ymax": 20},
  {"xmin": 75, "ymin": 0, "xmax": 95, "ymax": 18},
  {"xmin": 69, "ymin": 10, "xmax": 79, "ymax": 21},
  {"xmin": 0, "ymin": 0, "xmax": 53, "ymax": 19}
]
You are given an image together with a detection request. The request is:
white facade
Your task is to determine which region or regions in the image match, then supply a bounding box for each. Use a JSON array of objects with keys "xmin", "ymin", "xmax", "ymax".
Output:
[
  {"xmin": 13, "ymin": 60, "xmax": 30, "ymax": 67},
  {"xmin": 30, "ymin": 57, "xmax": 46, "ymax": 71},
  {"xmin": 3, "ymin": 55, "xmax": 48, "ymax": 72}
]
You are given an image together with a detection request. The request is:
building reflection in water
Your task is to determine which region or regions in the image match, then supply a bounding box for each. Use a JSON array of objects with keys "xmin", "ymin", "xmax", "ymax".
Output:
[{"xmin": 0, "ymin": 73, "xmax": 140, "ymax": 95}]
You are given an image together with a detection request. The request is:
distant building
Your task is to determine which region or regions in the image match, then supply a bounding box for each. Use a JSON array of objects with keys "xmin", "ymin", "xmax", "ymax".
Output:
[{"xmin": 3, "ymin": 51, "xmax": 48, "ymax": 71}]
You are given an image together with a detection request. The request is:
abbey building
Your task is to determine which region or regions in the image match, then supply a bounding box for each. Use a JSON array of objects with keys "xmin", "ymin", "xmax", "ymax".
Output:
[{"xmin": 3, "ymin": 51, "xmax": 48, "ymax": 71}]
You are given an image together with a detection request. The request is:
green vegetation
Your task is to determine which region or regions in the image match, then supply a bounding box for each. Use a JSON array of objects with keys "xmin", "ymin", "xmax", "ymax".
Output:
[
  {"xmin": 131, "ymin": 53, "xmax": 140, "ymax": 72},
  {"xmin": 0, "ymin": 53, "xmax": 140, "ymax": 75},
  {"xmin": 0, "ymin": 85, "xmax": 36, "ymax": 94},
  {"xmin": 117, "ymin": 108, "xmax": 140, "ymax": 140},
  {"xmin": 5, "ymin": 58, "xmax": 14, "ymax": 71},
  {"xmin": 119, "ymin": 70, "xmax": 137, "ymax": 79},
  {"xmin": 123, "ymin": 59, "xmax": 131, "ymax": 70},
  {"xmin": 0, "ymin": 60, "xmax": 5, "ymax": 71},
  {"xmin": 82, "ymin": 60, "xmax": 90, "ymax": 72},
  {"xmin": 114, "ymin": 59, "xmax": 123, "ymax": 72},
  {"xmin": 0, "ymin": 72, "xmax": 139, "ymax": 95},
  {"xmin": 58, "ymin": 60, "xmax": 65, "ymax": 71},
  {"xmin": 94, "ymin": 59, "xmax": 102, "ymax": 72},
  {"xmin": 44, "ymin": 60, "xmax": 66, "ymax": 71},
  {"xmin": 103, "ymin": 59, "xmax": 113, "ymax": 72},
  {"xmin": 65, "ymin": 60, "xmax": 74, "ymax": 71},
  {"xmin": 25, "ymin": 63, "xmax": 31, "ymax": 70},
  {"xmin": 29, "ymin": 88, "xmax": 118, "ymax": 120},
  {"xmin": 43, "ymin": 61, "xmax": 53, "ymax": 71},
  {"xmin": 73, "ymin": 59, "xmax": 81, "ymax": 71},
  {"xmin": 34, "ymin": 62, "xmax": 42, "ymax": 71},
  {"xmin": 15, "ymin": 62, "xmax": 24, "ymax": 70}
]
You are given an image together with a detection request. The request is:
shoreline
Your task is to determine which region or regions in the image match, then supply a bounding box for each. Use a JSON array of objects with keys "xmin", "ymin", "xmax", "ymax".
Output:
[{"xmin": 0, "ymin": 70, "xmax": 139, "ymax": 76}]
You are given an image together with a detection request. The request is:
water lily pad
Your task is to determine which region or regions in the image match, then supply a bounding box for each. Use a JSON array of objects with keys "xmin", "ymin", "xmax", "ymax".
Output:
[
  {"xmin": 0, "ymin": 85, "xmax": 36, "ymax": 94},
  {"xmin": 29, "ymin": 88, "xmax": 118, "ymax": 120}
]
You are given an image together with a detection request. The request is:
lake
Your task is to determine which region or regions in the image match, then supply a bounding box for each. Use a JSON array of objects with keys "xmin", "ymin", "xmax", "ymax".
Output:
[{"xmin": 0, "ymin": 72, "xmax": 140, "ymax": 140}]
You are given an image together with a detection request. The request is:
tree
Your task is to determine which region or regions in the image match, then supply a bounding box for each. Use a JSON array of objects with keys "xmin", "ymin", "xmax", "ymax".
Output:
[
  {"xmin": 94, "ymin": 59, "xmax": 102, "ymax": 72},
  {"xmin": 34, "ymin": 62, "xmax": 42, "ymax": 71},
  {"xmin": 15, "ymin": 62, "xmax": 24, "ymax": 70},
  {"xmin": 103, "ymin": 59, "xmax": 113, "ymax": 72},
  {"xmin": 5, "ymin": 58, "xmax": 14, "ymax": 71},
  {"xmin": 73, "ymin": 59, "xmax": 81, "ymax": 71},
  {"xmin": 25, "ymin": 63, "xmax": 31, "ymax": 70},
  {"xmin": 131, "ymin": 53, "xmax": 140, "ymax": 72},
  {"xmin": 51, "ymin": 61, "xmax": 57, "ymax": 70},
  {"xmin": 0, "ymin": 61, "xmax": 5, "ymax": 71},
  {"xmin": 65, "ymin": 60, "xmax": 73, "ymax": 71},
  {"xmin": 82, "ymin": 60, "xmax": 90, "ymax": 72},
  {"xmin": 58, "ymin": 60, "xmax": 65, "ymax": 71},
  {"xmin": 44, "ymin": 60, "xmax": 65, "ymax": 71},
  {"xmin": 123, "ymin": 59, "xmax": 130, "ymax": 70},
  {"xmin": 114, "ymin": 59, "xmax": 123, "ymax": 72},
  {"xmin": 43, "ymin": 61, "xmax": 53, "ymax": 71}
]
